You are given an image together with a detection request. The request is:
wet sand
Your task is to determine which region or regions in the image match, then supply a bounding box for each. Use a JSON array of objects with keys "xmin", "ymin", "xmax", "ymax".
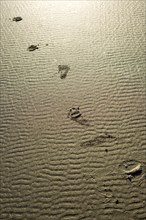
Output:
[{"xmin": 0, "ymin": 1, "xmax": 146, "ymax": 220}]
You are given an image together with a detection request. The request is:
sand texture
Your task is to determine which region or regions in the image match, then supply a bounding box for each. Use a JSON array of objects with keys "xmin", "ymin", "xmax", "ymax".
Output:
[{"xmin": 0, "ymin": 1, "xmax": 146, "ymax": 220}]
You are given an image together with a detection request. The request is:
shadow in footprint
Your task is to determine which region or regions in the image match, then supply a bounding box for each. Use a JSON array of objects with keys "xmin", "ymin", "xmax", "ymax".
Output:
[{"xmin": 72, "ymin": 117, "xmax": 91, "ymax": 126}]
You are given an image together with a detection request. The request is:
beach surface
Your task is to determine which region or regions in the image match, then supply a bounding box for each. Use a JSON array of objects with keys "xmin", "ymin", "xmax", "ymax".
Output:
[{"xmin": 0, "ymin": 1, "xmax": 146, "ymax": 220}]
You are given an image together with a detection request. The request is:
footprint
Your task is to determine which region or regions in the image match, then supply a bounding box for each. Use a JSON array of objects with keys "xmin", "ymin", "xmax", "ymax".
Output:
[
  {"xmin": 27, "ymin": 45, "xmax": 39, "ymax": 52},
  {"xmin": 12, "ymin": 16, "xmax": 23, "ymax": 22},
  {"xmin": 68, "ymin": 107, "xmax": 81, "ymax": 119},
  {"xmin": 81, "ymin": 132, "xmax": 115, "ymax": 147},
  {"xmin": 58, "ymin": 65, "xmax": 70, "ymax": 79},
  {"xmin": 119, "ymin": 160, "xmax": 143, "ymax": 180},
  {"xmin": 68, "ymin": 107, "xmax": 90, "ymax": 126}
]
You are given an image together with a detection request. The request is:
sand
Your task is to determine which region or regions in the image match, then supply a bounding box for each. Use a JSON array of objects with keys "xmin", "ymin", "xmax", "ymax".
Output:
[{"xmin": 0, "ymin": 1, "xmax": 146, "ymax": 220}]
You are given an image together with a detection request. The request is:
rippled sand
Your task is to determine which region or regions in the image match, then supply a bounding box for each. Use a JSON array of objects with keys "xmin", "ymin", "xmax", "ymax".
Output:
[{"xmin": 0, "ymin": 1, "xmax": 146, "ymax": 220}]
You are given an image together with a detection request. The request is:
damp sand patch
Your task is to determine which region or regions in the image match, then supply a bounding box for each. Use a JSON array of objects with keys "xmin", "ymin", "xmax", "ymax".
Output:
[{"xmin": 111, "ymin": 211, "xmax": 135, "ymax": 220}]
